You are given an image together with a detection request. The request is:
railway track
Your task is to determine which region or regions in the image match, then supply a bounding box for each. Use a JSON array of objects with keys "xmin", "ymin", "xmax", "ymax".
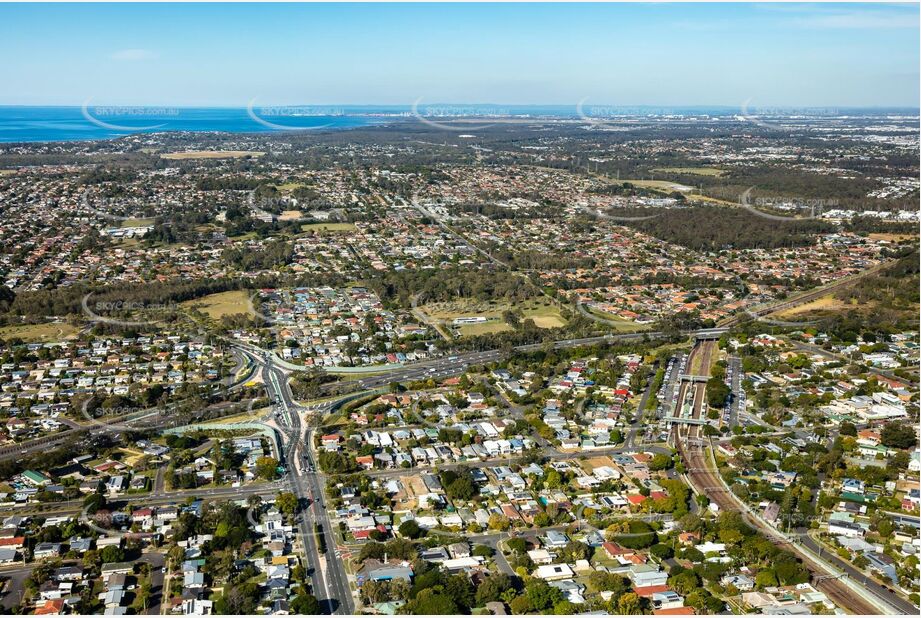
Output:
[
  {"xmin": 674, "ymin": 340, "xmax": 894, "ymax": 615},
  {"xmin": 719, "ymin": 261, "xmax": 891, "ymax": 327},
  {"xmin": 680, "ymin": 440, "xmax": 884, "ymax": 614}
]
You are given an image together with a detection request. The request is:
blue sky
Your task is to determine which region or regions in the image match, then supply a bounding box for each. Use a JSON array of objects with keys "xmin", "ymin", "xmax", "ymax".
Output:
[{"xmin": 0, "ymin": 2, "xmax": 917, "ymax": 107}]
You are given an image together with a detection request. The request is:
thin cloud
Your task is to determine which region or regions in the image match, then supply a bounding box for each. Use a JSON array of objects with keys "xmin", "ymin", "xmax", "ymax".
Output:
[
  {"xmin": 676, "ymin": 6, "xmax": 918, "ymax": 32},
  {"xmin": 110, "ymin": 49, "xmax": 158, "ymax": 61},
  {"xmin": 792, "ymin": 12, "xmax": 919, "ymax": 29},
  {"xmin": 756, "ymin": 3, "xmax": 919, "ymax": 29}
]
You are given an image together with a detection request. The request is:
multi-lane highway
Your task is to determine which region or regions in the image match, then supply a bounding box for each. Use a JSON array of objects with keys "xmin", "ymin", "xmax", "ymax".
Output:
[
  {"xmin": 325, "ymin": 330, "xmax": 675, "ymax": 393},
  {"xmin": 257, "ymin": 352, "xmax": 355, "ymax": 615}
]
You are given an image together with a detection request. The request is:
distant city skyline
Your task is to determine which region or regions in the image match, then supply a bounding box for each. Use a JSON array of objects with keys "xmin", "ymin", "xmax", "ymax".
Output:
[{"xmin": 1, "ymin": 2, "xmax": 918, "ymax": 107}]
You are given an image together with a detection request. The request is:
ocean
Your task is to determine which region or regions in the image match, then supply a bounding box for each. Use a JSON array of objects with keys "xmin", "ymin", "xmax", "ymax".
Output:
[
  {"xmin": 0, "ymin": 106, "xmax": 393, "ymax": 143},
  {"xmin": 1, "ymin": 105, "xmax": 915, "ymax": 144}
]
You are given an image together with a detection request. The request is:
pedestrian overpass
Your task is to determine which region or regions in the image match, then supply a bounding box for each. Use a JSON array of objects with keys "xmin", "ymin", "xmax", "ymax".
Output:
[
  {"xmin": 678, "ymin": 374, "xmax": 709, "ymax": 383},
  {"xmin": 664, "ymin": 416, "xmax": 709, "ymax": 425}
]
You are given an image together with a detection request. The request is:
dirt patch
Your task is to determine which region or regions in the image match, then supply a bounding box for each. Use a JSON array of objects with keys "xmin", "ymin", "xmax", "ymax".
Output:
[
  {"xmin": 580, "ymin": 456, "xmax": 617, "ymax": 473},
  {"xmin": 774, "ymin": 294, "xmax": 848, "ymax": 318}
]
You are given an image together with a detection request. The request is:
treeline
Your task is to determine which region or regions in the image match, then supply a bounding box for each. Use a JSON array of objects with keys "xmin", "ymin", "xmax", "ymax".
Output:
[
  {"xmin": 145, "ymin": 209, "xmax": 214, "ymax": 244},
  {"xmin": 453, "ymin": 202, "xmax": 559, "ymax": 220},
  {"xmin": 448, "ymin": 313, "xmax": 665, "ymax": 354},
  {"xmin": 835, "ymin": 249, "xmax": 919, "ymax": 312},
  {"xmin": 368, "ymin": 267, "xmax": 539, "ymax": 307},
  {"xmin": 79, "ymin": 167, "xmax": 138, "ymax": 185},
  {"xmin": 8, "ymin": 277, "xmax": 242, "ymax": 318},
  {"xmin": 692, "ymin": 164, "xmax": 902, "ymax": 210},
  {"xmin": 5, "ymin": 276, "xmax": 273, "ymax": 320},
  {"xmin": 196, "ymin": 177, "xmax": 265, "ymax": 191},
  {"xmin": 221, "ymin": 240, "xmax": 293, "ymax": 271},
  {"xmin": 486, "ymin": 247, "xmax": 595, "ymax": 271},
  {"xmin": 619, "ymin": 205, "xmax": 833, "ymax": 251},
  {"xmin": 4, "ymin": 270, "xmax": 353, "ymax": 322},
  {"xmin": 844, "ymin": 216, "xmax": 918, "ymax": 235}
]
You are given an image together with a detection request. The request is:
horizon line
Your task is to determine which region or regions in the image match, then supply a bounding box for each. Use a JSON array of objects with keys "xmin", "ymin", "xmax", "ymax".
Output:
[{"xmin": 0, "ymin": 103, "xmax": 919, "ymax": 111}]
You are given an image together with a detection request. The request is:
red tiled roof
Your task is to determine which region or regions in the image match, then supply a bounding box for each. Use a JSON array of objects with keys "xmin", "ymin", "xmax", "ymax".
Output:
[
  {"xmin": 35, "ymin": 599, "xmax": 65, "ymax": 615},
  {"xmin": 602, "ymin": 541, "xmax": 631, "ymax": 556},
  {"xmin": 634, "ymin": 585, "xmax": 670, "ymax": 597}
]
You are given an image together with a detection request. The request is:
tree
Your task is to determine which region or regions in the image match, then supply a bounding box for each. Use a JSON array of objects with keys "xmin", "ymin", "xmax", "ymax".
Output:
[
  {"xmin": 525, "ymin": 580, "xmax": 564, "ymax": 611},
  {"xmin": 444, "ymin": 574, "xmax": 475, "ymax": 611},
  {"xmin": 445, "ymin": 474, "xmax": 477, "ymax": 501},
  {"xmin": 318, "ymin": 451, "xmax": 357, "ymax": 474},
  {"xmin": 774, "ymin": 560, "xmax": 808, "ymax": 586},
  {"xmin": 545, "ymin": 469, "xmax": 563, "ymax": 488},
  {"xmin": 398, "ymin": 519, "xmax": 423, "ymax": 539},
  {"xmin": 472, "ymin": 544, "xmax": 495, "ymax": 558},
  {"xmin": 369, "ymin": 529, "xmax": 387, "ymax": 542},
  {"xmin": 649, "ymin": 453, "xmax": 674, "ymax": 471},
  {"xmin": 588, "ymin": 571, "xmax": 628, "ymax": 595},
  {"xmin": 290, "ymin": 591, "xmax": 321, "ymax": 614},
  {"xmin": 360, "ymin": 580, "xmax": 391, "ymax": 605},
  {"xmin": 876, "ymin": 517, "xmax": 894, "ymax": 538},
  {"xmin": 254, "ymin": 456, "xmax": 280, "ymax": 480},
  {"xmin": 668, "ymin": 570, "xmax": 700, "ymax": 595},
  {"xmin": 650, "ymin": 543, "xmax": 674, "ymax": 560},
  {"xmin": 553, "ymin": 600, "xmax": 577, "ymax": 615},
  {"xmin": 214, "ymin": 582, "xmax": 260, "ymax": 614},
  {"xmin": 99, "ymin": 545, "xmax": 124, "ymax": 563},
  {"xmin": 706, "ymin": 378, "xmax": 730, "ymax": 408},
  {"xmin": 839, "ymin": 422, "xmax": 857, "ymax": 436},
  {"xmin": 560, "ymin": 540, "xmax": 592, "ymax": 562},
  {"xmin": 488, "ymin": 514, "xmax": 510, "ymax": 531},
  {"xmin": 475, "ymin": 574, "xmax": 517, "ymax": 606},
  {"xmin": 616, "ymin": 592, "xmax": 642, "ymax": 615},
  {"xmin": 505, "ymin": 537, "xmax": 527, "ymax": 554},
  {"xmin": 888, "ymin": 450, "xmax": 911, "ymax": 472},
  {"xmin": 755, "ymin": 569, "xmax": 778, "ymax": 588},
  {"xmin": 275, "ymin": 492, "xmax": 298, "ymax": 518},
  {"xmin": 407, "ymin": 590, "xmax": 457, "ymax": 614},
  {"xmin": 881, "ymin": 423, "xmax": 917, "ymax": 449},
  {"xmin": 83, "ymin": 492, "xmax": 107, "ymax": 514},
  {"xmin": 509, "ymin": 595, "xmax": 532, "ymax": 615}
]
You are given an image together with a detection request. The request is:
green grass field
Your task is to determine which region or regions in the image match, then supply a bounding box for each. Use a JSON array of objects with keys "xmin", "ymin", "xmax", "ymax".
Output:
[
  {"xmin": 119, "ymin": 218, "xmax": 156, "ymax": 228},
  {"xmin": 456, "ymin": 320, "xmax": 513, "ymax": 336},
  {"xmin": 421, "ymin": 298, "xmax": 567, "ymax": 337},
  {"xmin": 582, "ymin": 306, "xmax": 651, "ymax": 332},
  {"xmin": 181, "ymin": 290, "xmax": 254, "ymax": 319},
  {"xmin": 624, "ymin": 179, "xmax": 695, "ymax": 192},
  {"xmin": 275, "ymin": 182, "xmax": 307, "ymax": 192},
  {"xmin": 0, "ymin": 322, "xmax": 78, "ymax": 342},
  {"xmin": 301, "ymin": 222, "xmax": 357, "ymax": 233},
  {"xmin": 161, "ymin": 150, "xmax": 264, "ymax": 160},
  {"xmin": 652, "ymin": 167, "xmax": 725, "ymax": 177}
]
